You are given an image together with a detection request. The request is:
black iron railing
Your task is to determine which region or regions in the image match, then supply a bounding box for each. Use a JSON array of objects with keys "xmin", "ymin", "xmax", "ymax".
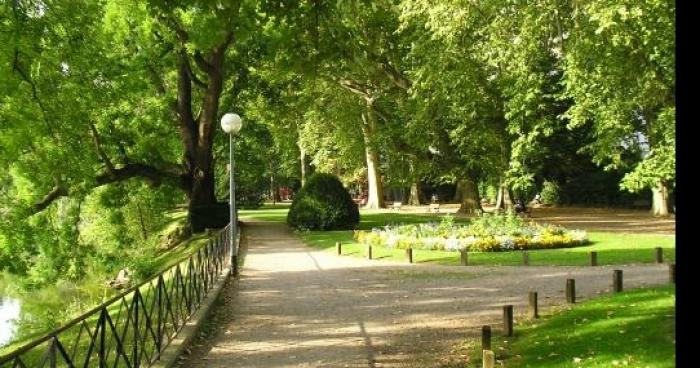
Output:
[{"xmin": 0, "ymin": 224, "xmax": 237, "ymax": 368}]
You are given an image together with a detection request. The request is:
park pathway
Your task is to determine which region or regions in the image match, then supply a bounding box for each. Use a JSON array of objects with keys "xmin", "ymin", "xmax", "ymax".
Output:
[{"xmin": 177, "ymin": 221, "xmax": 671, "ymax": 368}]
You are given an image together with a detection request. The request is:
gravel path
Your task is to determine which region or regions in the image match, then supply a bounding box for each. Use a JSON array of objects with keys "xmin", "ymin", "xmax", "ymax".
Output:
[{"xmin": 177, "ymin": 221, "xmax": 672, "ymax": 368}]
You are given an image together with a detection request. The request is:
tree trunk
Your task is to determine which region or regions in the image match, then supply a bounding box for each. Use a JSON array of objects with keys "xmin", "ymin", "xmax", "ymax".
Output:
[
  {"xmin": 495, "ymin": 181, "xmax": 513, "ymax": 211},
  {"xmin": 456, "ymin": 178, "xmax": 482, "ymax": 215},
  {"xmin": 651, "ymin": 181, "xmax": 670, "ymax": 216},
  {"xmin": 408, "ymin": 181, "xmax": 422, "ymax": 205},
  {"xmin": 361, "ymin": 111, "xmax": 385, "ymax": 209},
  {"xmin": 300, "ymin": 146, "xmax": 309, "ymax": 187},
  {"xmin": 179, "ymin": 39, "xmax": 232, "ymax": 231}
]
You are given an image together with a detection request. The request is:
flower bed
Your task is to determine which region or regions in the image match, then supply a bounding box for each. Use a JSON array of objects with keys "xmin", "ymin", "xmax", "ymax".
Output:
[{"xmin": 353, "ymin": 214, "xmax": 588, "ymax": 252}]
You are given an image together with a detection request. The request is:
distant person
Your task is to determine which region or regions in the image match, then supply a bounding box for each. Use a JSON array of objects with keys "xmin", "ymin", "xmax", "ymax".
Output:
[
  {"xmin": 431, "ymin": 193, "xmax": 438, "ymax": 203},
  {"xmin": 533, "ymin": 193, "xmax": 542, "ymax": 205}
]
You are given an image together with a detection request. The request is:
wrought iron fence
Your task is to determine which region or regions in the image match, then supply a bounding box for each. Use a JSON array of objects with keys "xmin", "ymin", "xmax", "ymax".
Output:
[{"xmin": 0, "ymin": 224, "xmax": 237, "ymax": 368}]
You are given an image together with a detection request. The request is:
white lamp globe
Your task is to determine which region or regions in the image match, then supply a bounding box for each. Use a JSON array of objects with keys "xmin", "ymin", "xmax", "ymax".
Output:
[{"xmin": 220, "ymin": 113, "xmax": 242, "ymax": 134}]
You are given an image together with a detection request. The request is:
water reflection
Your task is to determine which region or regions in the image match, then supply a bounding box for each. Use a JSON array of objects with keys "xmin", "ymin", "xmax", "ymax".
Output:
[{"xmin": 0, "ymin": 297, "xmax": 21, "ymax": 347}]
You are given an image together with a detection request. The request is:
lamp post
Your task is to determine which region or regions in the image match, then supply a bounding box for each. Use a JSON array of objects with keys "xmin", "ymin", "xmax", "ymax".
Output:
[{"xmin": 221, "ymin": 113, "xmax": 242, "ymax": 276}]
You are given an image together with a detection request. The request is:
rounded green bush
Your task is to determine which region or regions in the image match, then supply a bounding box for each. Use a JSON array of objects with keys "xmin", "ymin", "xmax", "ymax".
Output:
[{"xmin": 287, "ymin": 173, "xmax": 360, "ymax": 230}]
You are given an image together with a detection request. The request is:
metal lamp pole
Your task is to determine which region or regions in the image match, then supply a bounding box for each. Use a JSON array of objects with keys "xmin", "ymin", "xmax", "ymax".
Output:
[{"xmin": 221, "ymin": 113, "xmax": 242, "ymax": 276}]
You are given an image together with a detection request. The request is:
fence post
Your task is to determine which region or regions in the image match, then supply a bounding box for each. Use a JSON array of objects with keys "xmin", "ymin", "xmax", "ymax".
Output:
[
  {"xmin": 156, "ymin": 275, "xmax": 164, "ymax": 355},
  {"xmin": 523, "ymin": 251, "xmax": 529, "ymax": 266},
  {"xmin": 503, "ymin": 305, "xmax": 513, "ymax": 337},
  {"xmin": 460, "ymin": 250, "xmax": 468, "ymax": 266},
  {"xmin": 590, "ymin": 251, "xmax": 598, "ymax": 266},
  {"xmin": 483, "ymin": 350, "xmax": 495, "ymax": 368},
  {"xmin": 133, "ymin": 289, "xmax": 140, "ymax": 368},
  {"xmin": 406, "ymin": 248, "xmax": 413, "ymax": 263},
  {"xmin": 481, "ymin": 325, "xmax": 491, "ymax": 351},
  {"xmin": 336, "ymin": 242, "xmax": 342, "ymax": 256},
  {"xmin": 656, "ymin": 247, "xmax": 664, "ymax": 263},
  {"xmin": 669, "ymin": 263, "xmax": 675, "ymax": 284},
  {"xmin": 566, "ymin": 279, "xmax": 576, "ymax": 304},
  {"xmin": 613, "ymin": 270, "xmax": 623, "ymax": 293},
  {"xmin": 528, "ymin": 291, "xmax": 539, "ymax": 318},
  {"xmin": 367, "ymin": 245, "xmax": 372, "ymax": 260},
  {"xmin": 99, "ymin": 308, "xmax": 107, "ymax": 368}
]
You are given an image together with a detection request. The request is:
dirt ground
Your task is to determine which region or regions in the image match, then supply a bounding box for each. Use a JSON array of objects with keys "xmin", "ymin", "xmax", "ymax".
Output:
[
  {"xmin": 176, "ymin": 221, "xmax": 673, "ymax": 368},
  {"xmin": 382, "ymin": 204, "xmax": 675, "ymax": 234}
]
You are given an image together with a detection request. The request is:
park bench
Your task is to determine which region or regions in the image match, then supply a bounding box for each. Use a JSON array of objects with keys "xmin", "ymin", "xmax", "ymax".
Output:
[
  {"xmin": 429, "ymin": 203, "xmax": 440, "ymax": 213},
  {"xmin": 632, "ymin": 199, "xmax": 651, "ymax": 209},
  {"xmin": 392, "ymin": 201, "xmax": 403, "ymax": 211}
]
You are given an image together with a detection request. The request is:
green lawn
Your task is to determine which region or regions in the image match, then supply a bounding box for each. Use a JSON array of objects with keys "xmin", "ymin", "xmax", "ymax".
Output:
[
  {"xmin": 469, "ymin": 285, "xmax": 675, "ymax": 367},
  {"xmin": 240, "ymin": 206, "xmax": 675, "ymax": 266}
]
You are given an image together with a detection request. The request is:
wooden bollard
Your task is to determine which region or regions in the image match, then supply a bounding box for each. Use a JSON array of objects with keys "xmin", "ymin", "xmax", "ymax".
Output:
[
  {"xmin": 481, "ymin": 325, "xmax": 491, "ymax": 351},
  {"xmin": 336, "ymin": 242, "xmax": 342, "ymax": 255},
  {"xmin": 367, "ymin": 245, "xmax": 372, "ymax": 260},
  {"xmin": 566, "ymin": 279, "xmax": 576, "ymax": 303},
  {"xmin": 503, "ymin": 305, "xmax": 513, "ymax": 336},
  {"xmin": 656, "ymin": 247, "xmax": 663, "ymax": 263},
  {"xmin": 406, "ymin": 248, "xmax": 413, "ymax": 263},
  {"xmin": 590, "ymin": 251, "xmax": 598, "ymax": 266},
  {"xmin": 460, "ymin": 250, "xmax": 469, "ymax": 266},
  {"xmin": 613, "ymin": 269, "xmax": 623, "ymax": 292},
  {"xmin": 669, "ymin": 263, "xmax": 675, "ymax": 283},
  {"xmin": 528, "ymin": 291, "xmax": 539, "ymax": 318},
  {"xmin": 523, "ymin": 251, "xmax": 529, "ymax": 266},
  {"xmin": 483, "ymin": 350, "xmax": 495, "ymax": 368}
]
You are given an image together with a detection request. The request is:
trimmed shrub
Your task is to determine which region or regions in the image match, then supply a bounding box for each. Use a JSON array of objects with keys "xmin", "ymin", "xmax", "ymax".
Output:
[
  {"xmin": 540, "ymin": 180, "xmax": 561, "ymax": 206},
  {"xmin": 287, "ymin": 173, "xmax": 359, "ymax": 230}
]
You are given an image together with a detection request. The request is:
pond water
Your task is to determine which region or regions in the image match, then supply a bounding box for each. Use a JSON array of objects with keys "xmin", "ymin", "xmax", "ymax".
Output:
[{"xmin": 0, "ymin": 297, "xmax": 21, "ymax": 347}]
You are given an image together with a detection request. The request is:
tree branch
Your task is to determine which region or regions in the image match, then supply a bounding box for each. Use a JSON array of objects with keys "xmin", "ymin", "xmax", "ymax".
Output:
[
  {"xmin": 88, "ymin": 122, "xmax": 116, "ymax": 176},
  {"xmin": 33, "ymin": 186, "xmax": 68, "ymax": 213}
]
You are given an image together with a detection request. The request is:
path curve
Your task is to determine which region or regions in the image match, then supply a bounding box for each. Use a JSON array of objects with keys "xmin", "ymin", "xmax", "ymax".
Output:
[{"xmin": 177, "ymin": 221, "xmax": 671, "ymax": 367}]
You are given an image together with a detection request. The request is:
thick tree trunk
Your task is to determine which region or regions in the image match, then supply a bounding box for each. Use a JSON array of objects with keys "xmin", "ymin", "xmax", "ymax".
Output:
[
  {"xmin": 361, "ymin": 111, "xmax": 385, "ymax": 209},
  {"xmin": 408, "ymin": 181, "xmax": 422, "ymax": 205},
  {"xmin": 495, "ymin": 181, "xmax": 513, "ymax": 211},
  {"xmin": 178, "ymin": 37, "xmax": 232, "ymax": 232},
  {"xmin": 651, "ymin": 181, "xmax": 670, "ymax": 216},
  {"xmin": 456, "ymin": 178, "xmax": 482, "ymax": 215}
]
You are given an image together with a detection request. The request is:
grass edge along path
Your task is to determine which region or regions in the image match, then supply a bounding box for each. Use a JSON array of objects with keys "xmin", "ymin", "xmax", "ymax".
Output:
[
  {"xmin": 466, "ymin": 285, "xmax": 675, "ymax": 368},
  {"xmin": 239, "ymin": 206, "xmax": 675, "ymax": 266}
]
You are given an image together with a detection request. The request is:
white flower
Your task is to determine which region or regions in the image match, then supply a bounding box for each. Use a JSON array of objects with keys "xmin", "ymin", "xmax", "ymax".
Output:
[
  {"xmin": 496, "ymin": 235, "xmax": 515, "ymax": 250},
  {"xmin": 570, "ymin": 230, "xmax": 588, "ymax": 242},
  {"xmin": 444, "ymin": 237, "xmax": 464, "ymax": 251}
]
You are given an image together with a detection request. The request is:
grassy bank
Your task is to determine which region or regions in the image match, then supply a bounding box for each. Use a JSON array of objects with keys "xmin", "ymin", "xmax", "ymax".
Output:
[{"xmin": 0, "ymin": 211, "xmax": 213, "ymax": 355}]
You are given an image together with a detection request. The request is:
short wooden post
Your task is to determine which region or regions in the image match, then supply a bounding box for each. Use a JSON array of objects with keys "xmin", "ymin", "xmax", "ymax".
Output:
[
  {"xmin": 336, "ymin": 242, "xmax": 342, "ymax": 256},
  {"xmin": 613, "ymin": 270, "xmax": 623, "ymax": 293},
  {"xmin": 503, "ymin": 305, "xmax": 513, "ymax": 336},
  {"xmin": 367, "ymin": 245, "xmax": 372, "ymax": 260},
  {"xmin": 522, "ymin": 251, "xmax": 529, "ymax": 266},
  {"xmin": 566, "ymin": 279, "xmax": 576, "ymax": 303},
  {"xmin": 483, "ymin": 350, "xmax": 495, "ymax": 368},
  {"xmin": 655, "ymin": 247, "xmax": 663, "ymax": 263},
  {"xmin": 405, "ymin": 248, "xmax": 413, "ymax": 263},
  {"xmin": 590, "ymin": 251, "xmax": 598, "ymax": 266},
  {"xmin": 669, "ymin": 263, "xmax": 675, "ymax": 284},
  {"xmin": 460, "ymin": 250, "xmax": 468, "ymax": 266},
  {"xmin": 481, "ymin": 325, "xmax": 491, "ymax": 351},
  {"xmin": 528, "ymin": 291, "xmax": 539, "ymax": 318}
]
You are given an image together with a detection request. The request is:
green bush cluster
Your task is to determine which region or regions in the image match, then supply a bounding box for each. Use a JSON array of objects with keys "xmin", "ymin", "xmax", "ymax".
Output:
[{"xmin": 287, "ymin": 173, "xmax": 359, "ymax": 230}]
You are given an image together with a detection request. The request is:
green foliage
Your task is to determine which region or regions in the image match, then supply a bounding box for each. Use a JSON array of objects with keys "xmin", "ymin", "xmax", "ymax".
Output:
[
  {"xmin": 287, "ymin": 173, "xmax": 359, "ymax": 231},
  {"xmin": 540, "ymin": 180, "xmax": 561, "ymax": 206}
]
